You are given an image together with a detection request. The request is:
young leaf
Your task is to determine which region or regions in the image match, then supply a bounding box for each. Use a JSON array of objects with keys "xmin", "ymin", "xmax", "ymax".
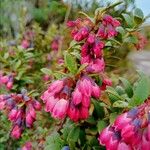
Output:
[
  {"xmin": 124, "ymin": 36, "xmax": 138, "ymax": 44},
  {"xmin": 122, "ymin": 13, "xmax": 134, "ymax": 27},
  {"xmin": 44, "ymin": 132, "xmax": 64, "ymax": 150},
  {"xmin": 109, "ymin": 113, "xmax": 118, "ymax": 124},
  {"xmin": 64, "ymin": 52, "xmax": 78, "ymax": 74},
  {"xmin": 97, "ymin": 120, "xmax": 107, "ymax": 132},
  {"xmin": 134, "ymin": 8, "xmax": 144, "ymax": 24},
  {"xmin": 131, "ymin": 75, "xmax": 150, "ymax": 106},
  {"xmin": 67, "ymin": 126, "xmax": 80, "ymax": 142},
  {"xmin": 14, "ymin": 60, "xmax": 21, "ymax": 70},
  {"xmin": 40, "ymin": 68, "xmax": 52, "ymax": 75},
  {"xmin": 134, "ymin": 8, "xmax": 144, "ymax": 19},
  {"xmin": 113, "ymin": 100, "xmax": 129, "ymax": 108},
  {"xmin": 119, "ymin": 77, "xmax": 133, "ymax": 98}
]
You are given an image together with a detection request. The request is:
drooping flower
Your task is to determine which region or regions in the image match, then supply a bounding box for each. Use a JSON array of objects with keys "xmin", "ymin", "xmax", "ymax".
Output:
[
  {"xmin": 98, "ymin": 98, "xmax": 150, "ymax": 149},
  {"xmin": 21, "ymin": 142, "xmax": 32, "ymax": 150},
  {"xmin": 0, "ymin": 90, "xmax": 41, "ymax": 139}
]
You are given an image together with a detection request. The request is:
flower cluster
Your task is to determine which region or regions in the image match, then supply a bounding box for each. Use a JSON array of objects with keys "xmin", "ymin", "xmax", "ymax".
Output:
[
  {"xmin": 41, "ymin": 76, "xmax": 101, "ymax": 122},
  {"xmin": 97, "ymin": 15, "xmax": 121, "ymax": 39},
  {"xmin": 0, "ymin": 89, "xmax": 41, "ymax": 139},
  {"xmin": 21, "ymin": 30, "xmax": 34, "ymax": 49},
  {"xmin": 67, "ymin": 15, "xmax": 120, "ymax": 74},
  {"xmin": 0, "ymin": 73, "xmax": 14, "ymax": 90},
  {"xmin": 51, "ymin": 36, "xmax": 62, "ymax": 51},
  {"xmin": 21, "ymin": 142, "xmax": 32, "ymax": 150},
  {"xmin": 135, "ymin": 33, "xmax": 147, "ymax": 50},
  {"xmin": 98, "ymin": 99, "xmax": 150, "ymax": 150}
]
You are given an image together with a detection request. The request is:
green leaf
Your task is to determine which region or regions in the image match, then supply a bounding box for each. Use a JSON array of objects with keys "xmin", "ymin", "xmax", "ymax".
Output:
[
  {"xmin": 130, "ymin": 74, "xmax": 150, "ymax": 106},
  {"xmin": 14, "ymin": 60, "xmax": 21, "ymax": 70},
  {"xmin": 119, "ymin": 77, "xmax": 133, "ymax": 98},
  {"xmin": 134, "ymin": 8, "xmax": 144, "ymax": 24},
  {"xmin": 40, "ymin": 68, "xmax": 52, "ymax": 75},
  {"xmin": 115, "ymin": 86, "xmax": 125, "ymax": 95},
  {"xmin": 116, "ymin": 26, "xmax": 126, "ymax": 36},
  {"xmin": 92, "ymin": 100, "xmax": 105, "ymax": 118},
  {"xmin": 106, "ymin": 87, "xmax": 122, "ymax": 103},
  {"xmin": 109, "ymin": 113, "xmax": 118, "ymax": 124},
  {"xmin": 122, "ymin": 13, "xmax": 134, "ymax": 27},
  {"xmin": 4, "ymin": 52, "xmax": 9, "ymax": 59},
  {"xmin": 105, "ymin": 41, "xmax": 112, "ymax": 47},
  {"xmin": 134, "ymin": 8, "xmax": 144, "ymax": 19},
  {"xmin": 67, "ymin": 126, "xmax": 80, "ymax": 142},
  {"xmin": 97, "ymin": 120, "xmax": 107, "ymax": 132},
  {"xmin": 76, "ymin": 63, "xmax": 88, "ymax": 75},
  {"xmin": 45, "ymin": 132, "xmax": 64, "ymax": 150},
  {"xmin": 113, "ymin": 100, "xmax": 129, "ymax": 108},
  {"xmin": 64, "ymin": 52, "xmax": 77, "ymax": 74},
  {"xmin": 24, "ymin": 52, "xmax": 34, "ymax": 59},
  {"xmin": 124, "ymin": 36, "xmax": 138, "ymax": 44}
]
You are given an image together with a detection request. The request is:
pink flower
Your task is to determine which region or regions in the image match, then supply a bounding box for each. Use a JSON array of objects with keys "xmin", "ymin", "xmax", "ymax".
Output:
[
  {"xmin": 74, "ymin": 27, "xmax": 89, "ymax": 42},
  {"xmin": 117, "ymin": 142, "xmax": 132, "ymax": 150},
  {"xmin": 81, "ymin": 55, "xmax": 91, "ymax": 64},
  {"xmin": 79, "ymin": 106, "xmax": 89, "ymax": 119},
  {"xmin": 52, "ymin": 99, "xmax": 69, "ymax": 119},
  {"xmin": 21, "ymin": 40, "xmax": 30, "ymax": 49},
  {"xmin": 6, "ymin": 81, "xmax": 13, "ymax": 89},
  {"xmin": 82, "ymin": 95, "xmax": 90, "ymax": 107},
  {"xmin": 0, "ymin": 101, "xmax": 5, "ymax": 110},
  {"xmin": 26, "ymin": 113, "xmax": 34, "ymax": 128},
  {"xmin": 32, "ymin": 100, "xmax": 41, "ymax": 110},
  {"xmin": 11, "ymin": 125, "xmax": 22, "ymax": 139},
  {"xmin": 97, "ymin": 25, "xmax": 107, "ymax": 38},
  {"xmin": 114, "ymin": 113, "xmax": 132, "ymax": 130},
  {"xmin": 87, "ymin": 34, "xmax": 95, "ymax": 44},
  {"xmin": 72, "ymin": 88, "xmax": 82, "ymax": 105},
  {"xmin": 87, "ymin": 58, "xmax": 105, "ymax": 73},
  {"xmin": 67, "ymin": 21, "xmax": 76, "ymax": 27},
  {"xmin": 91, "ymin": 83, "xmax": 101, "ymax": 98},
  {"xmin": 0, "ymin": 95, "xmax": 5, "ymax": 110},
  {"xmin": 1, "ymin": 76, "xmax": 9, "ymax": 84},
  {"xmin": 81, "ymin": 43, "xmax": 89, "ymax": 57},
  {"xmin": 8, "ymin": 107, "xmax": 18, "ymax": 121},
  {"xmin": 21, "ymin": 142, "xmax": 32, "ymax": 150},
  {"xmin": 67, "ymin": 104, "xmax": 80, "ymax": 122},
  {"xmin": 45, "ymin": 96, "xmax": 58, "ymax": 112},
  {"xmin": 78, "ymin": 77, "xmax": 92, "ymax": 97},
  {"xmin": 98, "ymin": 126, "xmax": 114, "ymax": 145},
  {"xmin": 48, "ymin": 80, "xmax": 64, "ymax": 94},
  {"xmin": 41, "ymin": 90, "xmax": 52, "ymax": 103},
  {"xmin": 106, "ymin": 134, "xmax": 119, "ymax": 150}
]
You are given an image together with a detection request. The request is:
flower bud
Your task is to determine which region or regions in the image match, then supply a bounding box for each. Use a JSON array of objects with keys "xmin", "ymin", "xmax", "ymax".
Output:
[
  {"xmin": 67, "ymin": 104, "xmax": 80, "ymax": 122},
  {"xmin": 52, "ymin": 99, "xmax": 69, "ymax": 119},
  {"xmin": 72, "ymin": 88, "xmax": 82, "ymax": 106},
  {"xmin": 79, "ymin": 106, "xmax": 89, "ymax": 119},
  {"xmin": 11, "ymin": 125, "xmax": 22, "ymax": 139}
]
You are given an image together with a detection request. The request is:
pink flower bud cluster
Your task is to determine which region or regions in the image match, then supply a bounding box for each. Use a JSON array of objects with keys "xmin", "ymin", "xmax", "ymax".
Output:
[
  {"xmin": 67, "ymin": 15, "xmax": 120, "ymax": 74},
  {"xmin": 0, "ymin": 90, "xmax": 41, "ymax": 139},
  {"xmin": 21, "ymin": 30, "xmax": 34, "ymax": 49},
  {"xmin": 100, "ymin": 78, "xmax": 112, "ymax": 90},
  {"xmin": 0, "ymin": 73, "xmax": 14, "ymax": 90},
  {"xmin": 135, "ymin": 33, "xmax": 147, "ymax": 50},
  {"xmin": 41, "ymin": 76, "xmax": 101, "ymax": 121},
  {"xmin": 98, "ymin": 99, "xmax": 150, "ymax": 150},
  {"xmin": 21, "ymin": 39, "xmax": 30, "ymax": 49},
  {"xmin": 68, "ymin": 76, "xmax": 101, "ymax": 122},
  {"xmin": 97, "ymin": 15, "xmax": 120, "ymax": 39},
  {"xmin": 21, "ymin": 141, "xmax": 32, "ymax": 150},
  {"xmin": 51, "ymin": 36, "xmax": 62, "ymax": 51}
]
